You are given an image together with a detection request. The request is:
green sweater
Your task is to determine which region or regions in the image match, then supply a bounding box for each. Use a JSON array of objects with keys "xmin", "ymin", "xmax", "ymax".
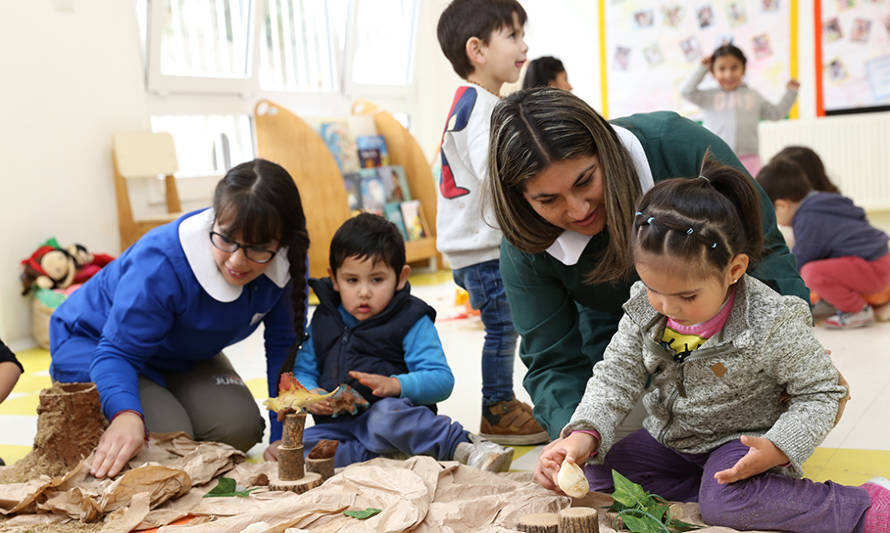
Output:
[{"xmin": 499, "ymin": 111, "xmax": 808, "ymax": 439}]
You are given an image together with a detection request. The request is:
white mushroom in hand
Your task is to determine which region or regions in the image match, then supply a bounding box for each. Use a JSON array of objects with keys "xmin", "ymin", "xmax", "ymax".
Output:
[{"xmin": 557, "ymin": 458, "xmax": 589, "ymax": 498}]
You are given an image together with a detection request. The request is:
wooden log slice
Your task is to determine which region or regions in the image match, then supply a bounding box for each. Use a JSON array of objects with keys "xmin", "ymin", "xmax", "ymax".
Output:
[
  {"xmin": 268, "ymin": 471, "xmax": 322, "ymax": 494},
  {"xmin": 278, "ymin": 445, "xmax": 305, "ymax": 481},
  {"xmin": 306, "ymin": 456, "xmax": 335, "ymax": 481},
  {"xmin": 515, "ymin": 512, "xmax": 559, "ymax": 532},
  {"xmin": 557, "ymin": 507, "xmax": 599, "ymax": 533}
]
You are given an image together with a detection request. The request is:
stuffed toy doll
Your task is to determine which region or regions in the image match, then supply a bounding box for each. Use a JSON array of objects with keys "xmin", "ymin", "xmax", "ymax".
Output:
[{"xmin": 20, "ymin": 245, "xmax": 77, "ymax": 295}]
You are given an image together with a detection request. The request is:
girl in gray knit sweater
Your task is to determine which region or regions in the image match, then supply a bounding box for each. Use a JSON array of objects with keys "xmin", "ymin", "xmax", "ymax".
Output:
[{"xmin": 533, "ymin": 156, "xmax": 889, "ymax": 532}]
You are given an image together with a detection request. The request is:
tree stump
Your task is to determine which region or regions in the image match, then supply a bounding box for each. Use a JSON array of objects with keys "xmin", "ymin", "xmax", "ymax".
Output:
[
  {"xmin": 0, "ymin": 382, "xmax": 106, "ymax": 484},
  {"xmin": 557, "ymin": 507, "xmax": 599, "ymax": 533},
  {"xmin": 516, "ymin": 512, "xmax": 559, "ymax": 532}
]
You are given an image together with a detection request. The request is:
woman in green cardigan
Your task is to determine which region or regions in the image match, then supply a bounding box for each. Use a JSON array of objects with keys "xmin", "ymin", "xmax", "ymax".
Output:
[{"xmin": 486, "ymin": 88, "xmax": 808, "ymax": 439}]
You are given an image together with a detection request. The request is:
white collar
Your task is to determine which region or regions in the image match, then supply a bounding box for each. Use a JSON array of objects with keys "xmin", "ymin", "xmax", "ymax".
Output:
[
  {"xmin": 545, "ymin": 124, "xmax": 655, "ymax": 266},
  {"xmin": 179, "ymin": 208, "xmax": 291, "ymax": 303}
]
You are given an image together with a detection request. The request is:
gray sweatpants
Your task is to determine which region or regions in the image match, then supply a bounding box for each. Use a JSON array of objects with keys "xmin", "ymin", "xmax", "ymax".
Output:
[{"xmin": 138, "ymin": 353, "xmax": 265, "ymax": 452}]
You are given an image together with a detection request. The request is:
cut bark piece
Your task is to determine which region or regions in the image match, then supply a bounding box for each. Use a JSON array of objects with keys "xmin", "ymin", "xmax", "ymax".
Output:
[
  {"xmin": 557, "ymin": 507, "xmax": 599, "ymax": 533},
  {"xmin": 268, "ymin": 471, "xmax": 322, "ymax": 493},
  {"xmin": 0, "ymin": 382, "xmax": 106, "ymax": 484},
  {"xmin": 281, "ymin": 412, "xmax": 307, "ymax": 448},
  {"xmin": 307, "ymin": 439, "xmax": 338, "ymax": 459},
  {"xmin": 277, "ymin": 444, "xmax": 304, "ymax": 481},
  {"xmin": 516, "ymin": 512, "xmax": 559, "ymax": 532}
]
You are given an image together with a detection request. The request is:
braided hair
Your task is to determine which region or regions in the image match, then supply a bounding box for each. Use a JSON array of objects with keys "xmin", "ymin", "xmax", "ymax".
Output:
[
  {"xmin": 632, "ymin": 152, "xmax": 763, "ymax": 278},
  {"xmin": 212, "ymin": 159, "xmax": 310, "ymax": 384}
]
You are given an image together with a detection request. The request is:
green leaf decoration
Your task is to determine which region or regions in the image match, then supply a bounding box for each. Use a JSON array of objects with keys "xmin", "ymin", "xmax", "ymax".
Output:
[
  {"xmin": 607, "ymin": 470, "xmax": 703, "ymax": 532},
  {"xmin": 344, "ymin": 507, "xmax": 382, "ymax": 519},
  {"xmin": 203, "ymin": 477, "xmax": 259, "ymax": 498}
]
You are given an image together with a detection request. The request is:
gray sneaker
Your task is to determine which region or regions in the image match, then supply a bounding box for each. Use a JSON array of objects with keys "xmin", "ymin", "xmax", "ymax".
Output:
[
  {"xmin": 453, "ymin": 434, "xmax": 514, "ymax": 473},
  {"xmin": 823, "ymin": 305, "xmax": 875, "ymax": 329},
  {"xmin": 812, "ymin": 299, "xmax": 838, "ymax": 320}
]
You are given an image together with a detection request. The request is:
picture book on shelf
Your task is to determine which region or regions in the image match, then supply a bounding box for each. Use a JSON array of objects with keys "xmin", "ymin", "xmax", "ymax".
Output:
[
  {"xmin": 400, "ymin": 200, "xmax": 426, "ymax": 241},
  {"xmin": 356, "ymin": 135, "xmax": 390, "ymax": 168},
  {"xmin": 342, "ymin": 173, "xmax": 363, "ymax": 212},
  {"xmin": 358, "ymin": 169, "xmax": 386, "ymax": 214},
  {"xmin": 384, "ymin": 202, "xmax": 409, "ymax": 241},
  {"xmin": 377, "ymin": 165, "xmax": 411, "ymax": 204},
  {"xmin": 319, "ymin": 121, "xmax": 360, "ymax": 175}
]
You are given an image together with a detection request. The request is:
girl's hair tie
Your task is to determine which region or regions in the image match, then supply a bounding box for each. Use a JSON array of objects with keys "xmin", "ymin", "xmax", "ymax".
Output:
[
  {"xmin": 699, "ymin": 175, "xmax": 711, "ymax": 183},
  {"xmin": 647, "ymin": 216, "xmax": 655, "ymax": 224},
  {"xmin": 686, "ymin": 228, "xmax": 694, "ymax": 235},
  {"xmin": 635, "ymin": 211, "xmax": 643, "ymax": 216},
  {"xmin": 711, "ymin": 242, "xmax": 718, "ymax": 248}
]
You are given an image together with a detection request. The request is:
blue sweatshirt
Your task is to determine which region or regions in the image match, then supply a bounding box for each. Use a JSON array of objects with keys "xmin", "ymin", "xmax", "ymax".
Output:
[
  {"xmin": 792, "ymin": 191, "xmax": 889, "ymax": 268},
  {"xmin": 49, "ymin": 208, "xmax": 300, "ymax": 441}
]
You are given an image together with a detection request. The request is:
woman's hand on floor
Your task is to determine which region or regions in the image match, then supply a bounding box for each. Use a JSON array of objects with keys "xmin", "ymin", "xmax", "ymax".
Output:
[
  {"xmin": 90, "ymin": 411, "xmax": 145, "ymax": 479},
  {"xmin": 714, "ymin": 435, "xmax": 789, "ymax": 484}
]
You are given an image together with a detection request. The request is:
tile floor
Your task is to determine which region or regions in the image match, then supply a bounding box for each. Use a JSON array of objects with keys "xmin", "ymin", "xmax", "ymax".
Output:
[{"xmin": 2, "ymin": 270, "xmax": 889, "ymax": 486}]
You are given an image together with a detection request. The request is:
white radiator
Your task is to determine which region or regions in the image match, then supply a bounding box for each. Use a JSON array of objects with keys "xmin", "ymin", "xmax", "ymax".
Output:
[{"xmin": 759, "ymin": 112, "xmax": 890, "ymax": 211}]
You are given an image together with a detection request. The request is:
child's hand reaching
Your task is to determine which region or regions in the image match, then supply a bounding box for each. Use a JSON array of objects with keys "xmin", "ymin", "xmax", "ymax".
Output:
[
  {"xmin": 714, "ymin": 435, "xmax": 789, "ymax": 484},
  {"xmin": 306, "ymin": 388, "xmax": 334, "ymax": 416},
  {"xmin": 787, "ymin": 79, "xmax": 800, "ymax": 90},
  {"xmin": 349, "ymin": 370, "xmax": 401, "ymax": 397},
  {"xmin": 701, "ymin": 55, "xmax": 713, "ymax": 68},
  {"xmin": 534, "ymin": 432, "xmax": 599, "ymax": 491}
]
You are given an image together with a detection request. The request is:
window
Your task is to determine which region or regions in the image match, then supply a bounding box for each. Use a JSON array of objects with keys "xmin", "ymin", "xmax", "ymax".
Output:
[
  {"xmin": 349, "ymin": 0, "xmax": 417, "ymax": 87},
  {"xmin": 259, "ymin": 0, "xmax": 349, "ymax": 92},
  {"xmin": 151, "ymin": 114, "xmax": 254, "ymax": 178}
]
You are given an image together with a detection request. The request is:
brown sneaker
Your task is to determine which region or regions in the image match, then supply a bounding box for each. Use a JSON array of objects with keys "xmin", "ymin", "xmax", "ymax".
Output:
[{"xmin": 480, "ymin": 397, "xmax": 549, "ymax": 445}]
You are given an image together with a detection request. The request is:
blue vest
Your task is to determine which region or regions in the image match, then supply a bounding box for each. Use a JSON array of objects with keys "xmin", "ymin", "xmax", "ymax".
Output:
[{"xmin": 309, "ymin": 277, "xmax": 437, "ymax": 417}]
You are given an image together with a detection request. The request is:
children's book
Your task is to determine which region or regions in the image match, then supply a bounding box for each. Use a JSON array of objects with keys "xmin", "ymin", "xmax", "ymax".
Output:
[
  {"xmin": 399, "ymin": 200, "xmax": 426, "ymax": 241},
  {"xmin": 377, "ymin": 165, "xmax": 411, "ymax": 204},
  {"xmin": 356, "ymin": 135, "xmax": 390, "ymax": 168},
  {"xmin": 342, "ymin": 172, "xmax": 363, "ymax": 212},
  {"xmin": 384, "ymin": 202, "xmax": 409, "ymax": 241},
  {"xmin": 358, "ymin": 169, "xmax": 386, "ymax": 214},
  {"xmin": 319, "ymin": 121, "xmax": 360, "ymax": 175}
]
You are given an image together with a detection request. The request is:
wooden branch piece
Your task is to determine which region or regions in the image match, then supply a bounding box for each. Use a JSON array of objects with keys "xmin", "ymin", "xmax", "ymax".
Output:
[
  {"xmin": 306, "ymin": 457, "xmax": 335, "ymax": 481},
  {"xmin": 557, "ymin": 507, "xmax": 599, "ymax": 533},
  {"xmin": 516, "ymin": 512, "xmax": 559, "ymax": 532},
  {"xmin": 278, "ymin": 444, "xmax": 304, "ymax": 481},
  {"xmin": 282, "ymin": 412, "xmax": 307, "ymax": 448}
]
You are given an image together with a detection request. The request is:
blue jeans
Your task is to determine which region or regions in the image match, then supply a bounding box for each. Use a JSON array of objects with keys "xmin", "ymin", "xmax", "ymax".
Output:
[
  {"xmin": 585, "ymin": 429, "xmax": 870, "ymax": 533},
  {"xmin": 452, "ymin": 259, "xmax": 518, "ymax": 406},
  {"xmin": 302, "ymin": 397, "xmax": 470, "ymax": 467}
]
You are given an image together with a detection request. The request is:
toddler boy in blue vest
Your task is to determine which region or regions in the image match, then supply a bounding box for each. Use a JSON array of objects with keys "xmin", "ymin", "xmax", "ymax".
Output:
[{"xmin": 293, "ymin": 213, "xmax": 513, "ymax": 471}]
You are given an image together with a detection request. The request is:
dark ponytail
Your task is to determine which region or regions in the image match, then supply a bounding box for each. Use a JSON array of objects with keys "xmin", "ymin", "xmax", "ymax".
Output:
[
  {"xmin": 633, "ymin": 151, "xmax": 762, "ymax": 276},
  {"xmin": 212, "ymin": 159, "xmax": 310, "ymax": 384}
]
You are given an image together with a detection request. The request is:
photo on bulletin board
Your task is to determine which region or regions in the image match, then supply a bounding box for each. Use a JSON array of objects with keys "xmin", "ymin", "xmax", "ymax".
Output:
[
  {"xmin": 816, "ymin": 0, "xmax": 890, "ymax": 115},
  {"xmin": 601, "ymin": 0, "xmax": 797, "ymax": 120}
]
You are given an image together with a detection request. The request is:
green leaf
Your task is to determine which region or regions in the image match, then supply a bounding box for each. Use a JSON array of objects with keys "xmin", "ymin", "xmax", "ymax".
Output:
[
  {"xmin": 666, "ymin": 517, "xmax": 704, "ymax": 531},
  {"xmin": 611, "ymin": 470, "xmax": 652, "ymax": 509},
  {"xmin": 343, "ymin": 507, "xmax": 382, "ymax": 520},
  {"xmin": 206, "ymin": 477, "xmax": 236, "ymax": 496},
  {"xmin": 203, "ymin": 477, "xmax": 260, "ymax": 498}
]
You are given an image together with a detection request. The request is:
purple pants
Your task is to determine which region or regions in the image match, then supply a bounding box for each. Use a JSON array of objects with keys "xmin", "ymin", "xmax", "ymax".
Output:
[{"xmin": 584, "ymin": 429, "xmax": 871, "ymax": 533}]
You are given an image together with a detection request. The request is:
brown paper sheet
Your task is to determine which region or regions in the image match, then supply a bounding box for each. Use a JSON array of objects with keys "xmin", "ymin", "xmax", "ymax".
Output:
[{"xmin": 1, "ymin": 442, "xmax": 778, "ymax": 533}]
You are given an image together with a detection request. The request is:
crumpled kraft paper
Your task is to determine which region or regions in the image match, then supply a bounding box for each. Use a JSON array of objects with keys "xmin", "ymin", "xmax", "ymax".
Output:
[{"xmin": 0, "ymin": 431, "xmax": 243, "ymax": 527}]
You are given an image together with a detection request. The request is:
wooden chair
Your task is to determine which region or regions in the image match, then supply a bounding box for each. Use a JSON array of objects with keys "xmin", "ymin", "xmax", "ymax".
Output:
[
  {"xmin": 351, "ymin": 99, "xmax": 440, "ymax": 266},
  {"xmin": 112, "ymin": 132, "xmax": 182, "ymax": 251},
  {"xmin": 253, "ymin": 100, "xmax": 351, "ymax": 279}
]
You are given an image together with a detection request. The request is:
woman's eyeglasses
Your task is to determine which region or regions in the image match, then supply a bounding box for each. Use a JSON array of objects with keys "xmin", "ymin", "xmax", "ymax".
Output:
[{"xmin": 209, "ymin": 231, "xmax": 277, "ymax": 264}]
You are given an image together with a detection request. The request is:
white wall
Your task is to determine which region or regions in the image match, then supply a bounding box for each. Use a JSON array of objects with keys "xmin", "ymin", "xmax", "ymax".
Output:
[
  {"xmin": 0, "ymin": 1, "xmax": 149, "ymax": 346},
  {"xmin": 0, "ymin": 1, "xmax": 848, "ymax": 345}
]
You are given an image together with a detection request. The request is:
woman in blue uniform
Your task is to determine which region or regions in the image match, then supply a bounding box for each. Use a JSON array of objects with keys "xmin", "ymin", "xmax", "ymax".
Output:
[{"xmin": 49, "ymin": 158, "xmax": 309, "ymax": 478}]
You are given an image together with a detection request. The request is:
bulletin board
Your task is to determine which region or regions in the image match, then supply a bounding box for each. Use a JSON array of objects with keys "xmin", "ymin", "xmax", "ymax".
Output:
[
  {"xmin": 600, "ymin": 0, "xmax": 798, "ymax": 120},
  {"xmin": 816, "ymin": 0, "xmax": 890, "ymax": 115}
]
